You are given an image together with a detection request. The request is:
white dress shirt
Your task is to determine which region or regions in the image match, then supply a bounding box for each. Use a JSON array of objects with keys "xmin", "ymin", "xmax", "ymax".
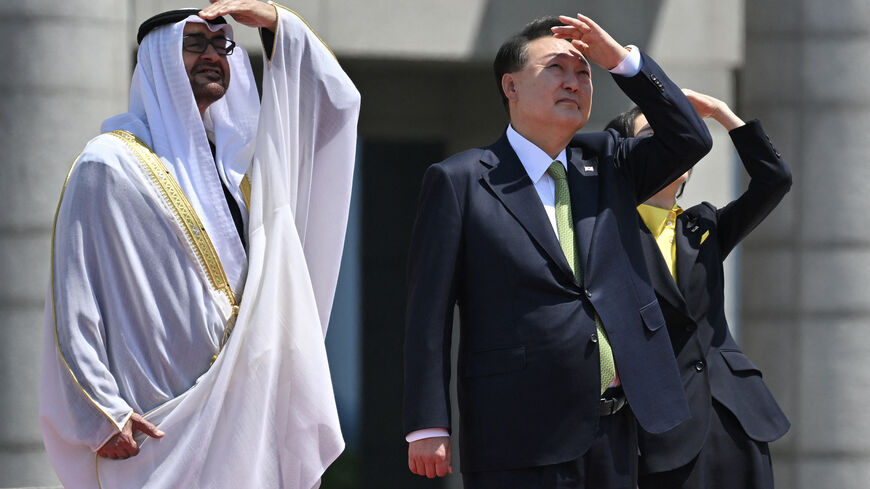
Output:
[{"xmin": 507, "ymin": 125, "xmax": 567, "ymax": 236}]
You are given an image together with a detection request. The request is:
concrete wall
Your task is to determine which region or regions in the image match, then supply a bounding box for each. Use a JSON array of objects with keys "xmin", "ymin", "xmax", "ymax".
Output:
[
  {"xmin": 0, "ymin": 1, "xmax": 132, "ymax": 486},
  {"xmin": 742, "ymin": 1, "xmax": 870, "ymax": 487}
]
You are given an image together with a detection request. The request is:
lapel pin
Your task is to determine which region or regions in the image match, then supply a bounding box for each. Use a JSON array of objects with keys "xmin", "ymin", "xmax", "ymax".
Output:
[
  {"xmin": 690, "ymin": 225, "xmax": 699, "ymax": 232},
  {"xmin": 584, "ymin": 166, "xmax": 594, "ymax": 172}
]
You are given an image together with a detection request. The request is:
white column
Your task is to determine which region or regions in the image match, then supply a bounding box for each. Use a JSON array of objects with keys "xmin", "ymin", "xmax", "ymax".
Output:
[
  {"xmin": 0, "ymin": 1, "xmax": 130, "ymax": 486},
  {"xmin": 742, "ymin": 1, "xmax": 870, "ymax": 487}
]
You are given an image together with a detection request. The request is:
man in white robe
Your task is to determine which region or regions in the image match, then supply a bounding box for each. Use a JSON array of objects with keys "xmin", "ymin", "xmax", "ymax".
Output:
[{"xmin": 40, "ymin": 1, "xmax": 360, "ymax": 487}]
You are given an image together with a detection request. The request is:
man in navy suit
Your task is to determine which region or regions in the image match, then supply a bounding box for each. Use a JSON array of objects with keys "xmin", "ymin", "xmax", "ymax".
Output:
[{"xmin": 403, "ymin": 13, "xmax": 712, "ymax": 489}]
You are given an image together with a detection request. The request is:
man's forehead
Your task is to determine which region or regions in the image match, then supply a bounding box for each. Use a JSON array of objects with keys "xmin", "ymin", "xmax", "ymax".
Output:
[
  {"xmin": 527, "ymin": 37, "xmax": 588, "ymax": 65},
  {"xmin": 183, "ymin": 22, "xmax": 228, "ymax": 38}
]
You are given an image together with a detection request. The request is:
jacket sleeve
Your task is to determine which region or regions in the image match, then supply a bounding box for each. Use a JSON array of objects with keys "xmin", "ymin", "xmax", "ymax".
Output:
[
  {"xmin": 714, "ymin": 119, "xmax": 793, "ymax": 259},
  {"xmin": 402, "ymin": 163, "xmax": 463, "ymax": 435},
  {"xmin": 609, "ymin": 51, "xmax": 713, "ymax": 203}
]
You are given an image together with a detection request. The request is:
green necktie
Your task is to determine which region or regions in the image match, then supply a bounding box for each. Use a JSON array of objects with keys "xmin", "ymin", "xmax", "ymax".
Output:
[{"xmin": 547, "ymin": 161, "xmax": 616, "ymax": 394}]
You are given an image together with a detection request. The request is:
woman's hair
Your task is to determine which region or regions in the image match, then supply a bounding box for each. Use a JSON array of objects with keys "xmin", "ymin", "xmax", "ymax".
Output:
[{"xmin": 603, "ymin": 105, "xmax": 644, "ymax": 138}]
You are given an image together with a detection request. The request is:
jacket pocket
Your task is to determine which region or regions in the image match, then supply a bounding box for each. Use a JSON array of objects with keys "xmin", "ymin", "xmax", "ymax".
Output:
[
  {"xmin": 639, "ymin": 300, "xmax": 666, "ymax": 332},
  {"xmin": 464, "ymin": 346, "xmax": 526, "ymax": 378},
  {"xmin": 720, "ymin": 349, "xmax": 762, "ymax": 376}
]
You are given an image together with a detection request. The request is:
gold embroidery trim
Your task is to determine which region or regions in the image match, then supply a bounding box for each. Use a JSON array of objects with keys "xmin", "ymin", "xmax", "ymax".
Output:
[
  {"xmin": 108, "ymin": 131, "xmax": 240, "ymax": 360},
  {"xmin": 271, "ymin": 2, "xmax": 337, "ymax": 60},
  {"xmin": 50, "ymin": 133, "xmax": 241, "ymax": 474},
  {"xmin": 240, "ymin": 174, "xmax": 252, "ymax": 209},
  {"xmin": 95, "ymin": 453, "xmax": 103, "ymax": 489},
  {"xmin": 109, "ymin": 130, "xmax": 237, "ymax": 307}
]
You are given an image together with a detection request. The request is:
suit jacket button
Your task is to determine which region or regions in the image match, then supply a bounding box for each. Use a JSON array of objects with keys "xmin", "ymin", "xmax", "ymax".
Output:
[
  {"xmin": 685, "ymin": 323, "xmax": 697, "ymax": 332},
  {"xmin": 585, "ymin": 289, "xmax": 592, "ymax": 298},
  {"xmin": 694, "ymin": 360, "xmax": 706, "ymax": 372},
  {"xmin": 590, "ymin": 333, "xmax": 598, "ymax": 343}
]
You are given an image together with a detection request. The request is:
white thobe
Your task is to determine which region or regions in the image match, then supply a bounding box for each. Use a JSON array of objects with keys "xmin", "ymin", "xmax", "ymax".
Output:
[{"xmin": 40, "ymin": 5, "xmax": 360, "ymax": 488}]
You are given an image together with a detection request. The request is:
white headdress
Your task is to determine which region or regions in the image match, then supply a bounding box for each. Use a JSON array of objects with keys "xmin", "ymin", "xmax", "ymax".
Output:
[{"xmin": 102, "ymin": 15, "xmax": 258, "ymax": 291}]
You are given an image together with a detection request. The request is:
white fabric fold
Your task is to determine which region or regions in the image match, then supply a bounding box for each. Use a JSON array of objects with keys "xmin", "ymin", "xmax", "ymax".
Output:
[
  {"xmin": 102, "ymin": 15, "xmax": 256, "ymax": 293},
  {"xmin": 41, "ymin": 6, "xmax": 360, "ymax": 488}
]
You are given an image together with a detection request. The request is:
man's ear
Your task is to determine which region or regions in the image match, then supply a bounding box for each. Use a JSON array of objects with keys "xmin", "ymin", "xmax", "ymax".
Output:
[{"xmin": 502, "ymin": 73, "xmax": 519, "ymax": 102}]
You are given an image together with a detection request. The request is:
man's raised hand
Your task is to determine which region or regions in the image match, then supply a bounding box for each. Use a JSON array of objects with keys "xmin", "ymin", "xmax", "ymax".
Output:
[
  {"xmin": 682, "ymin": 89, "xmax": 745, "ymax": 130},
  {"xmin": 552, "ymin": 14, "xmax": 629, "ymax": 71},
  {"xmin": 200, "ymin": 0, "xmax": 279, "ymax": 31},
  {"xmin": 96, "ymin": 413, "xmax": 164, "ymax": 460}
]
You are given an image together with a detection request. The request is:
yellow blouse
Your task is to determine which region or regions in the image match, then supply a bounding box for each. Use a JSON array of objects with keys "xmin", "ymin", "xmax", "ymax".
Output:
[{"xmin": 637, "ymin": 203, "xmax": 683, "ymax": 281}]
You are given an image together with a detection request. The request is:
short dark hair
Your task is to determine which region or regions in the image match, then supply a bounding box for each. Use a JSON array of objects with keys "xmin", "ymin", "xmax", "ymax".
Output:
[
  {"xmin": 493, "ymin": 16, "xmax": 565, "ymax": 112},
  {"xmin": 603, "ymin": 106, "xmax": 644, "ymax": 138}
]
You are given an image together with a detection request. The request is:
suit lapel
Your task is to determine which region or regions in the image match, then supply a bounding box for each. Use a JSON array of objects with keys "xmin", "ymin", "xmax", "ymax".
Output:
[
  {"xmin": 675, "ymin": 213, "xmax": 702, "ymax": 300},
  {"xmin": 566, "ymin": 147, "xmax": 598, "ymax": 276},
  {"xmin": 480, "ymin": 135, "xmax": 576, "ymax": 283},
  {"xmin": 638, "ymin": 220, "xmax": 688, "ymax": 312}
]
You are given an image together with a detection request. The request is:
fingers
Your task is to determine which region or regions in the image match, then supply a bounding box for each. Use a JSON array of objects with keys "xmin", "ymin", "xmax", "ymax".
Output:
[
  {"xmin": 199, "ymin": 0, "xmax": 278, "ymax": 30},
  {"xmin": 552, "ymin": 14, "xmax": 599, "ymax": 57},
  {"xmin": 131, "ymin": 413, "xmax": 165, "ymax": 439},
  {"xmin": 96, "ymin": 413, "xmax": 161, "ymax": 460},
  {"xmin": 414, "ymin": 457, "xmax": 449, "ymax": 478},
  {"xmin": 96, "ymin": 433, "xmax": 140, "ymax": 459},
  {"xmin": 408, "ymin": 437, "xmax": 452, "ymax": 478},
  {"xmin": 574, "ymin": 12, "xmax": 600, "ymax": 29},
  {"xmin": 96, "ymin": 444, "xmax": 113, "ymax": 459},
  {"xmin": 199, "ymin": 1, "xmax": 223, "ymax": 20},
  {"xmin": 558, "ymin": 15, "xmax": 590, "ymax": 30},
  {"xmin": 681, "ymin": 90, "xmax": 742, "ymax": 128},
  {"xmin": 116, "ymin": 437, "xmax": 140, "ymax": 459},
  {"xmin": 439, "ymin": 445, "xmax": 453, "ymax": 476},
  {"xmin": 571, "ymin": 40, "xmax": 591, "ymax": 52},
  {"xmin": 681, "ymin": 89, "xmax": 721, "ymax": 119},
  {"xmin": 408, "ymin": 450, "xmax": 435, "ymax": 477},
  {"xmin": 553, "ymin": 15, "xmax": 591, "ymax": 39},
  {"xmin": 199, "ymin": 0, "xmax": 242, "ymax": 19}
]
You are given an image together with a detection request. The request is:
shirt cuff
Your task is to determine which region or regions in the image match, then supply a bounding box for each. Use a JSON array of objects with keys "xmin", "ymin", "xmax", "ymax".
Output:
[
  {"xmin": 608, "ymin": 45, "xmax": 641, "ymax": 77},
  {"xmin": 406, "ymin": 428, "xmax": 450, "ymax": 442}
]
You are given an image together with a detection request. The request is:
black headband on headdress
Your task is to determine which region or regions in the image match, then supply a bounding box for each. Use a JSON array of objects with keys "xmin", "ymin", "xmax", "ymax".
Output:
[{"xmin": 137, "ymin": 8, "xmax": 227, "ymax": 44}]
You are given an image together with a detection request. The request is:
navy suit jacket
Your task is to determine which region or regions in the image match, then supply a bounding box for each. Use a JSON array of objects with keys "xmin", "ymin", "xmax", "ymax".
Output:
[
  {"xmin": 403, "ymin": 52, "xmax": 712, "ymax": 473},
  {"xmin": 637, "ymin": 120, "xmax": 792, "ymax": 474}
]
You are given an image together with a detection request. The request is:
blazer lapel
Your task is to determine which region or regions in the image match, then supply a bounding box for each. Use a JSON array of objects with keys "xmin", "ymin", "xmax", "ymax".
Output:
[
  {"xmin": 638, "ymin": 220, "xmax": 688, "ymax": 312},
  {"xmin": 566, "ymin": 147, "xmax": 598, "ymax": 276},
  {"xmin": 675, "ymin": 214, "xmax": 703, "ymax": 300},
  {"xmin": 480, "ymin": 135, "xmax": 576, "ymax": 283}
]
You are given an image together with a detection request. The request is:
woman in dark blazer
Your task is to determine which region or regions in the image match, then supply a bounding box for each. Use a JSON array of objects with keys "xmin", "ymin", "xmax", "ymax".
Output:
[{"xmin": 605, "ymin": 90, "xmax": 792, "ymax": 489}]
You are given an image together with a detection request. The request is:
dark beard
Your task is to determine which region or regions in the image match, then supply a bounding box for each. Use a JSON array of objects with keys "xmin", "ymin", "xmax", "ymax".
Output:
[
  {"xmin": 192, "ymin": 81, "xmax": 226, "ymax": 107},
  {"xmin": 190, "ymin": 62, "xmax": 228, "ymax": 109}
]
